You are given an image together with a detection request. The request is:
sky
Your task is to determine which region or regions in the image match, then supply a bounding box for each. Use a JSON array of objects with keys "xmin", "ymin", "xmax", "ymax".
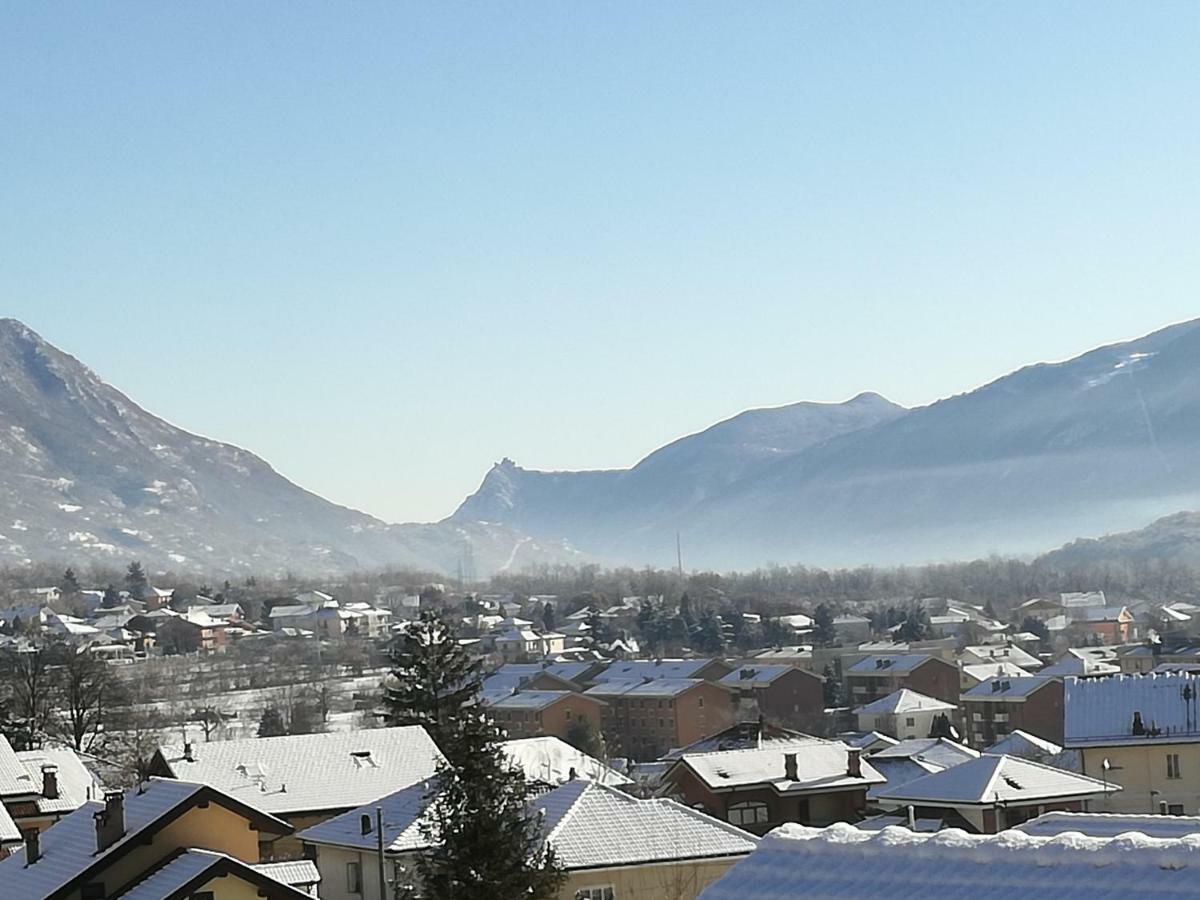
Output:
[{"xmin": 2, "ymin": 3, "xmax": 1198, "ymax": 524}]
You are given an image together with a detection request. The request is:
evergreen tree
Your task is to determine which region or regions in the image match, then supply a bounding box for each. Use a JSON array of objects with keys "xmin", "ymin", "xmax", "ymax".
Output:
[
  {"xmin": 101, "ymin": 584, "xmax": 121, "ymax": 609},
  {"xmin": 812, "ymin": 603, "xmax": 836, "ymax": 646},
  {"xmin": 384, "ymin": 612, "xmax": 564, "ymax": 899},
  {"xmin": 124, "ymin": 561, "xmax": 148, "ymax": 596},
  {"xmin": 583, "ymin": 605, "xmax": 615, "ymax": 647},
  {"xmin": 257, "ymin": 707, "xmax": 287, "ymax": 737},
  {"xmin": 59, "ymin": 568, "xmax": 80, "ymax": 595},
  {"xmin": 541, "ymin": 601, "xmax": 556, "ymax": 632},
  {"xmin": 821, "ymin": 664, "xmax": 842, "ymax": 707},
  {"xmin": 897, "ymin": 606, "xmax": 932, "ymax": 642},
  {"xmin": 565, "ymin": 716, "xmax": 605, "ymax": 759},
  {"xmin": 381, "ymin": 610, "xmax": 483, "ymax": 750},
  {"xmin": 693, "ymin": 609, "xmax": 724, "ymax": 653}
]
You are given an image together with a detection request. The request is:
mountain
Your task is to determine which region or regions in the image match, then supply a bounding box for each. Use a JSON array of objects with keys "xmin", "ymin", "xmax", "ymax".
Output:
[
  {"xmin": 453, "ymin": 319, "xmax": 1200, "ymax": 569},
  {"xmin": 0, "ymin": 319, "xmax": 580, "ymax": 577},
  {"xmin": 454, "ymin": 392, "xmax": 907, "ymax": 552},
  {"xmin": 1039, "ymin": 511, "xmax": 1200, "ymax": 570}
]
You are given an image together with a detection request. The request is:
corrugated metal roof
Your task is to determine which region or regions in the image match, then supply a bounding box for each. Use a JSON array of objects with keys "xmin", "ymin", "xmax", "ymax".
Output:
[{"xmin": 1065, "ymin": 672, "xmax": 1200, "ymax": 747}]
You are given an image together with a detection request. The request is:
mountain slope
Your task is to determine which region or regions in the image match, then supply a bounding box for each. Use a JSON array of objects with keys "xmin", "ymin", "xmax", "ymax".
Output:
[
  {"xmin": 0, "ymin": 319, "xmax": 578, "ymax": 577},
  {"xmin": 1039, "ymin": 511, "xmax": 1200, "ymax": 570},
  {"xmin": 453, "ymin": 392, "xmax": 908, "ymax": 551},
  {"xmin": 455, "ymin": 319, "xmax": 1200, "ymax": 568}
]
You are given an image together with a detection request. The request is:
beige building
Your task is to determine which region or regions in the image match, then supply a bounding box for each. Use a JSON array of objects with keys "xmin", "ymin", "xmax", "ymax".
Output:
[
  {"xmin": 301, "ymin": 777, "xmax": 757, "ymax": 900},
  {"xmin": 1066, "ymin": 672, "xmax": 1200, "ymax": 815}
]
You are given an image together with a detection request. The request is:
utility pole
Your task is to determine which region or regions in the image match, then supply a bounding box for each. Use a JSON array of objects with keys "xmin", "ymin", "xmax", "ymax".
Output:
[
  {"xmin": 376, "ymin": 806, "xmax": 386, "ymax": 900},
  {"xmin": 676, "ymin": 532, "xmax": 683, "ymax": 577}
]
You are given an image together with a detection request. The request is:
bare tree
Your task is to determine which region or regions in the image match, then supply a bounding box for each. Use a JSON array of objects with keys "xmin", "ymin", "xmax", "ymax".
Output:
[
  {"xmin": 54, "ymin": 644, "xmax": 129, "ymax": 755},
  {"xmin": 0, "ymin": 642, "xmax": 58, "ymax": 749}
]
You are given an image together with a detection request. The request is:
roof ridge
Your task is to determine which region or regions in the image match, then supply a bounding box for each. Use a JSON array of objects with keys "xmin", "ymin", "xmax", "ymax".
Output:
[{"xmin": 541, "ymin": 779, "xmax": 597, "ymax": 844}]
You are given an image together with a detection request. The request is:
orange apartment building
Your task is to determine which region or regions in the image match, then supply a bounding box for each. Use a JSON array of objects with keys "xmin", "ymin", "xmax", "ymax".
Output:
[
  {"xmin": 488, "ymin": 690, "xmax": 607, "ymax": 743},
  {"xmin": 585, "ymin": 678, "xmax": 736, "ymax": 760}
]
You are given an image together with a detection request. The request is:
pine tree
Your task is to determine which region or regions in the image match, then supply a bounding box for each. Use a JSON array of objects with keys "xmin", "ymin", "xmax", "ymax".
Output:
[
  {"xmin": 257, "ymin": 707, "xmax": 287, "ymax": 737},
  {"xmin": 59, "ymin": 568, "xmax": 80, "ymax": 595},
  {"xmin": 541, "ymin": 601, "xmax": 556, "ymax": 632},
  {"xmin": 384, "ymin": 612, "xmax": 565, "ymax": 899},
  {"xmin": 694, "ymin": 609, "xmax": 724, "ymax": 653},
  {"xmin": 124, "ymin": 561, "xmax": 148, "ymax": 596},
  {"xmin": 101, "ymin": 585, "xmax": 121, "ymax": 609},
  {"xmin": 381, "ymin": 610, "xmax": 484, "ymax": 750},
  {"xmin": 812, "ymin": 604, "xmax": 836, "ymax": 647},
  {"xmin": 821, "ymin": 664, "xmax": 842, "ymax": 707}
]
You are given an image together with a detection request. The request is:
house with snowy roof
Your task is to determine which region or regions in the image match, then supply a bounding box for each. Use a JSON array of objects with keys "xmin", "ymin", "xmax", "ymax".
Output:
[
  {"xmin": 960, "ymin": 660, "xmax": 1035, "ymax": 691},
  {"xmin": 149, "ymin": 726, "xmax": 444, "ymax": 856},
  {"xmin": 585, "ymin": 678, "xmax": 737, "ymax": 760},
  {"xmin": 662, "ymin": 737, "xmax": 884, "ymax": 834},
  {"xmin": 1065, "ymin": 671, "xmax": 1200, "ymax": 814},
  {"xmin": 871, "ymin": 752, "xmax": 1117, "ymax": 832},
  {"xmin": 845, "ymin": 654, "xmax": 959, "ymax": 706},
  {"xmin": 502, "ymin": 736, "xmax": 631, "ymax": 788},
  {"xmin": 719, "ymin": 665, "xmax": 824, "ymax": 729},
  {"xmin": 695, "ymin": 819, "xmax": 1200, "ymax": 900},
  {"xmin": 959, "ymin": 643, "xmax": 1043, "ymax": 671},
  {"xmin": 595, "ymin": 658, "xmax": 734, "ymax": 684},
  {"xmin": 0, "ymin": 777, "xmax": 304, "ymax": 900},
  {"xmin": 854, "ymin": 688, "xmax": 956, "ymax": 741},
  {"xmin": 487, "ymin": 690, "xmax": 607, "ymax": 744},
  {"xmin": 961, "ymin": 676, "xmax": 1064, "ymax": 748},
  {"xmin": 300, "ymin": 777, "xmax": 757, "ymax": 900}
]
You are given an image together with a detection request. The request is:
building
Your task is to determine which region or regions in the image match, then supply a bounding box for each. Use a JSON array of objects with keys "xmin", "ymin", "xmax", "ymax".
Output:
[
  {"xmin": 960, "ymin": 676, "xmax": 1064, "ymax": 748},
  {"xmin": 1065, "ymin": 671, "xmax": 1200, "ymax": 814},
  {"xmin": 1072, "ymin": 606, "xmax": 1135, "ymax": 644},
  {"xmin": 854, "ymin": 689, "xmax": 956, "ymax": 741},
  {"xmin": 861, "ymin": 737, "xmax": 978, "ymax": 811},
  {"xmin": 487, "ymin": 690, "xmax": 607, "ymax": 743},
  {"xmin": 150, "ymin": 726, "xmax": 444, "ymax": 855},
  {"xmin": 718, "ymin": 665, "xmax": 825, "ymax": 728},
  {"xmin": 747, "ymin": 646, "xmax": 815, "ymax": 673},
  {"xmin": 845, "ymin": 654, "xmax": 960, "ymax": 706},
  {"xmin": 301, "ymin": 777, "xmax": 757, "ymax": 900},
  {"xmin": 960, "ymin": 660, "xmax": 1033, "ymax": 690},
  {"xmin": 663, "ymin": 738, "xmax": 883, "ymax": 834},
  {"xmin": 501, "ymin": 736, "xmax": 631, "ymax": 788},
  {"xmin": 3, "ymin": 744, "xmax": 103, "ymax": 840},
  {"xmin": 595, "ymin": 658, "xmax": 734, "ymax": 684},
  {"xmin": 832, "ymin": 614, "xmax": 872, "ymax": 644},
  {"xmin": 0, "ymin": 777, "xmax": 306, "ymax": 899},
  {"xmin": 871, "ymin": 753, "xmax": 1117, "ymax": 832},
  {"xmin": 694, "ymin": 819, "xmax": 1200, "ymax": 900},
  {"xmin": 958, "ymin": 643, "xmax": 1043, "ymax": 671},
  {"xmin": 492, "ymin": 626, "xmax": 567, "ymax": 662},
  {"xmin": 585, "ymin": 679, "xmax": 737, "ymax": 760},
  {"xmin": 1012, "ymin": 809, "xmax": 1200, "ymax": 837}
]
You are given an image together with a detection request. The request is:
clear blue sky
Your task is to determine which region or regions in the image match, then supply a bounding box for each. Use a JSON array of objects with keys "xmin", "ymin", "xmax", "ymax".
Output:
[{"xmin": 3, "ymin": 3, "xmax": 1198, "ymax": 523}]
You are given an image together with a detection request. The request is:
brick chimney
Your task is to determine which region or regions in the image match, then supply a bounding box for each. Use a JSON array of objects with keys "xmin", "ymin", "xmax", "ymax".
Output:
[
  {"xmin": 94, "ymin": 790, "xmax": 125, "ymax": 853},
  {"xmin": 847, "ymin": 747, "xmax": 862, "ymax": 778},
  {"xmin": 22, "ymin": 828, "xmax": 40, "ymax": 865},
  {"xmin": 41, "ymin": 764, "xmax": 58, "ymax": 800},
  {"xmin": 784, "ymin": 752, "xmax": 798, "ymax": 781},
  {"xmin": 183, "ymin": 742, "xmax": 194, "ymax": 763}
]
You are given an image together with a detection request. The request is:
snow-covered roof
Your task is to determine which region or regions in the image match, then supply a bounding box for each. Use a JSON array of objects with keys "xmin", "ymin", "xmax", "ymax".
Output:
[
  {"xmin": 674, "ymin": 738, "xmax": 884, "ymax": 794},
  {"xmin": 874, "ymin": 754, "xmax": 1115, "ymax": 807},
  {"xmin": 503, "ymin": 736, "xmax": 630, "ymax": 787},
  {"xmin": 1040, "ymin": 652, "xmax": 1121, "ymax": 677},
  {"xmin": 1074, "ymin": 606, "xmax": 1131, "ymax": 623},
  {"xmin": 750, "ymin": 646, "xmax": 812, "ymax": 661},
  {"xmin": 986, "ymin": 729, "xmax": 1063, "ymax": 757},
  {"xmin": 695, "ymin": 821, "xmax": 1200, "ymax": 900},
  {"xmin": 961, "ymin": 661, "xmax": 1033, "ymax": 683},
  {"xmin": 847, "ymin": 654, "xmax": 937, "ymax": 675},
  {"xmin": 0, "ymin": 734, "xmax": 30, "ymax": 798},
  {"xmin": 155, "ymin": 726, "xmax": 444, "ymax": 814},
  {"xmin": 251, "ymin": 858, "xmax": 322, "ymax": 888},
  {"xmin": 837, "ymin": 731, "xmax": 899, "ymax": 753},
  {"xmin": 855, "ymin": 688, "xmax": 955, "ymax": 715},
  {"xmin": 0, "ymin": 778, "xmax": 291, "ymax": 898},
  {"xmin": 15, "ymin": 746, "xmax": 102, "ymax": 814},
  {"xmin": 0, "ymin": 798, "xmax": 17, "ymax": 845},
  {"xmin": 960, "ymin": 644, "xmax": 1043, "ymax": 670},
  {"xmin": 869, "ymin": 738, "xmax": 979, "ymax": 769},
  {"xmin": 667, "ymin": 723, "xmax": 819, "ymax": 759},
  {"xmin": 1013, "ymin": 810, "xmax": 1200, "ymax": 839},
  {"xmin": 961, "ymin": 676, "xmax": 1055, "ymax": 701},
  {"xmin": 720, "ymin": 665, "xmax": 808, "ymax": 689},
  {"xmin": 488, "ymin": 690, "xmax": 583, "ymax": 711},
  {"xmin": 268, "ymin": 604, "xmax": 316, "ymax": 618},
  {"xmin": 866, "ymin": 756, "xmax": 945, "ymax": 802},
  {"xmin": 118, "ymin": 848, "xmax": 313, "ymax": 900},
  {"xmin": 586, "ymin": 678, "xmax": 715, "ymax": 698},
  {"xmin": 1061, "ymin": 591, "xmax": 1107, "ymax": 607},
  {"xmin": 297, "ymin": 778, "xmax": 436, "ymax": 853},
  {"xmin": 1065, "ymin": 671, "xmax": 1200, "ymax": 747},
  {"xmin": 596, "ymin": 658, "xmax": 722, "ymax": 682},
  {"xmin": 540, "ymin": 779, "xmax": 757, "ymax": 870}
]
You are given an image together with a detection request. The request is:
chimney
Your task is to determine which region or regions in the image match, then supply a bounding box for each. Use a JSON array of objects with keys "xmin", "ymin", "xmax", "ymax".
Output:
[
  {"xmin": 41, "ymin": 765, "xmax": 58, "ymax": 800},
  {"xmin": 22, "ymin": 828, "xmax": 40, "ymax": 865},
  {"xmin": 847, "ymin": 747, "xmax": 862, "ymax": 778},
  {"xmin": 94, "ymin": 790, "xmax": 126, "ymax": 853},
  {"xmin": 783, "ymin": 752, "xmax": 798, "ymax": 781},
  {"xmin": 183, "ymin": 742, "xmax": 194, "ymax": 763}
]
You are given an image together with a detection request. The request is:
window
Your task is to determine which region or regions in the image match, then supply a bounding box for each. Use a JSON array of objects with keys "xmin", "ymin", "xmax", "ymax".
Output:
[
  {"xmin": 1167, "ymin": 753, "xmax": 1182, "ymax": 780},
  {"xmin": 1168, "ymin": 804, "xmax": 1185, "ymax": 816},
  {"xmin": 727, "ymin": 801, "xmax": 770, "ymax": 827},
  {"xmin": 905, "ymin": 717, "xmax": 915, "ymax": 727},
  {"xmin": 347, "ymin": 861, "xmax": 363, "ymax": 894},
  {"xmin": 698, "ymin": 696, "xmax": 704, "ymax": 707},
  {"xmin": 577, "ymin": 886, "xmax": 616, "ymax": 900}
]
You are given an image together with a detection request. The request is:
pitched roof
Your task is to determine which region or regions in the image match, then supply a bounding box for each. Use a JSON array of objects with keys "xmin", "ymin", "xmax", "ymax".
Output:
[
  {"xmin": 720, "ymin": 665, "xmax": 810, "ymax": 688},
  {"xmin": 873, "ymin": 754, "xmax": 1115, "ymax": 807},
  {"xmin": 961, "ymin": 661, "xmax": 1033, "ymax": 683},
  {"xmin": 267, "ymin": 604, "xmax": 316, "ymax": 618},
  {"xmin": 1013, "ymin": 811, "xmax": 1200, "ymax": 839},
  {"xmin": 960, "ymin": 644, "xmax": 1043, "ymax": 670},
  {"xmin": 1065, "ymin": 671, "xmax": 1200, "ymax": 747},
  {"xmin": 961, "ymin": 676, "xmax": 1054, "ymax": 701},
  {"xmin": 540, "ymin": 779, "xmax": 758, "ymax": 870},
  {"xmin": 15, "ymin": 746, "xmax": 102, "ymax": 814},
  {"xmin": 502, "ymin": 737, "xmax": 630, "ymax": 787},
  {"xmin": 674, "ymin": 738, "xmax": 884, "ymax": 794},
  {"xmin": 585, "ymin": 677, "xmax": 716, "ymax": 698},
  {"xmin": 0, "ymin": 801, "xmax": 18, "ymax": 845},
  {"xmin": 668, "ymin": 722, "xmax": 819, "ymax": 758},
  {"xmin": 0, "ymin": 733, "xmax": 31, "ymax": 797},
  {"xmin": 250, "ymin": 858, "xmax": 321, "ymax": 888},
  {"xmin": 869, "ymin": 738, "xmax": 980, "ymax": 769},
  {"xmin": 296, "ymin": 778, "xmax": 436, "ymax": 853},
  {"xmin": 596, "ymin": 658, "xmax": 721, "ymax": 681},
  {"xmin": 986, "ymin": 729, "xmax": 1063, "ymax": 757},
  {"xmin": 487, "ymin": 690, "xmax": 583, "ymax": 711},
  {"xmin": 0, "ymin": 778, "xmax": 292, "ymax": 899},
  {"xmin": 116, "ymin": 848, "xmax": 312, "ymax": 899},
  {"xmin": 155, "ymin": 726, "xmax": 444, "ymax": 814},
  {"xmin": 696, "ymin": 821, "xmax": 1200, "ymax": 900},
  {"xmin": 855, "ymin": 688, "xmax": 955, "ymax": 715},
  {"xmin": 847, "ymin": 654, "xmax": 936, "ymax": 674}
]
